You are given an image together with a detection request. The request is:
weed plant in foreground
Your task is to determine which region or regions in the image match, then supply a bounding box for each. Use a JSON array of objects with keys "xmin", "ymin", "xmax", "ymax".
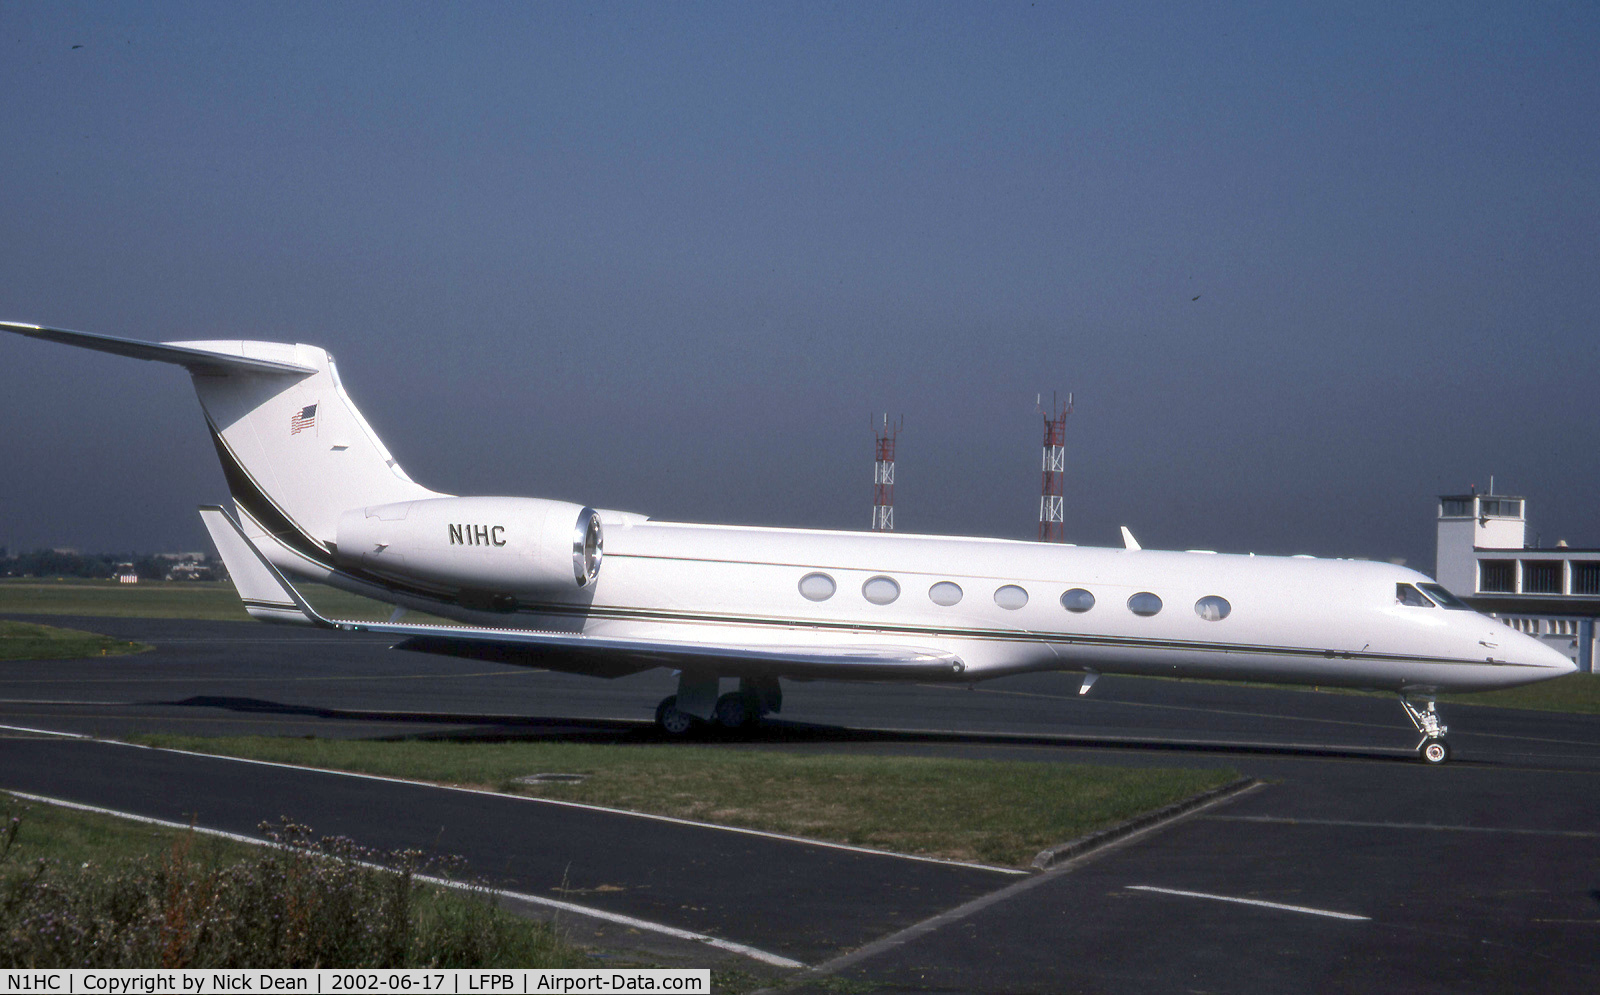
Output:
[{"xmin": 0, "ymin": 810, "xmax": 593, "ymax": 969}]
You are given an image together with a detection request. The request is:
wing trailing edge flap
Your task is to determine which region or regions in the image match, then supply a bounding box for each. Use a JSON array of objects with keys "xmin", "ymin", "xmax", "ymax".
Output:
[
  {"xmin": 199, "ymin": 506, "xmax": 967, "ymax": 681},
  {"xmin": 388, "ymin": 632, "xmax": 967, "ymax": 682}
]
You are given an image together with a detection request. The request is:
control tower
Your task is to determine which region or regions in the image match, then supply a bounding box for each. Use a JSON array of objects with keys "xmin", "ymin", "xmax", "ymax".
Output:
[
  {"xmin": 1435, "ymin": 492, "xmax": 1526, "ymax": 595},
  {"xmin": 1435, "ymin": 489, "xmax": 1596, "ymax": 671}
]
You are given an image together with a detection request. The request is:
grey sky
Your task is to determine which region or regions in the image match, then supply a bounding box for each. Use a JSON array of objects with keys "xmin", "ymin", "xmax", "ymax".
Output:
[{"xmin": 2, "ymin": 2, "xmax": 1596, "ymax": 573}]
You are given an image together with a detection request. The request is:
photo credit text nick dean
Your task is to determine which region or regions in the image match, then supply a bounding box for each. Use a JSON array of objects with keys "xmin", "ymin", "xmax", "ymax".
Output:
[{"xmin": 2, "ymin": 972, "xmax": 709, "ymax": 994}]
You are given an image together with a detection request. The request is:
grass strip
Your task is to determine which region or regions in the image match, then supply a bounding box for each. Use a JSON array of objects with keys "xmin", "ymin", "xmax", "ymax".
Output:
[
  {"xmin": 1438, "ymin": 673, "xmax": 1600, "ymax": 714},
  {"xmin": 132, "ymin": 736, "xmax": 1236, "ymax": 868},
  {"xmin": 1123, "ymin": 669, "xmax": 1600, "ymax": 716},
  {"xmin": 0, "ymin": 578, "xmax": 447, "ymax": 624},
  {"xmin": 0, "ymin": 619, "xmax": 149, "ymax": 661},
  {"xmin": 1, "ymin": 795, "xmax": 595, "ymax": 968}
]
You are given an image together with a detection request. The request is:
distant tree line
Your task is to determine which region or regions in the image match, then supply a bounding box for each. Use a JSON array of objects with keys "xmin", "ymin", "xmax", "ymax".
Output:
[{"xmin": 0, "ymin": 547, "xmax": 226, "ymax": 581}]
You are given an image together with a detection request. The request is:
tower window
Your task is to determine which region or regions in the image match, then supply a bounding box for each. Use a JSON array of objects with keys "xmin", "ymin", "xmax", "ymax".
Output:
[
  {"xmin": 1522, "ymin": 561, "xmax": 1561, "ymax": 595},
  {"xmin": 1479, "ymin": 560, "xmax": 1515, "ymax": 593}
]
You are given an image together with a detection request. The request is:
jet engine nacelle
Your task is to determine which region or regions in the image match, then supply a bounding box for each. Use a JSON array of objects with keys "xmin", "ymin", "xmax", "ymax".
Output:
[{"xmin": 334, "ymin": 496, "xmax": 602, "ymax": 601}]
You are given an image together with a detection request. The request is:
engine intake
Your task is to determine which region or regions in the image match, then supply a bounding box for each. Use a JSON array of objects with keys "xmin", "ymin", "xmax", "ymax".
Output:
[{"xmin": 335, "ymin": 496, "xmax": 601, "ymax": 598}]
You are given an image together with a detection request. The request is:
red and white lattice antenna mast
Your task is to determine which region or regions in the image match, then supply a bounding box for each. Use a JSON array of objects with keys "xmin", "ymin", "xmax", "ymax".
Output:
[
  {"xmin": 872, "ymin": 413, "xmax": 903, "ymax": 532},
  {"xmin": 1037, "ymin": 392, "xmax": 1072, "ymax": 542}
]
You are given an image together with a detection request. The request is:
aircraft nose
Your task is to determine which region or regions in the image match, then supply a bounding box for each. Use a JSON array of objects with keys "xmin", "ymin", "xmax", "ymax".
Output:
[{"xmin": 1509, "ymin": 629, "xmax": 1579, "ymax": 676}]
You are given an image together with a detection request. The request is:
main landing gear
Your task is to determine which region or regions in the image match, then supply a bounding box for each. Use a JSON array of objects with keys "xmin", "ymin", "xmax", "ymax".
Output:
[
  {"xmin": 656, "ymin": 675, "xmax": 782, "ymax": 736},
  {"xmin": 1400, "ymin": 697, "xmax": 1451, "ymax": 765}
]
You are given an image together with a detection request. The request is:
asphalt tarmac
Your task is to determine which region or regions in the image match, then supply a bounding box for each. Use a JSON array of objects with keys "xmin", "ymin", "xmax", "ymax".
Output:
[{"xmin": 3, "ymin": 614, "xmax": 1598, "ymax": 991}]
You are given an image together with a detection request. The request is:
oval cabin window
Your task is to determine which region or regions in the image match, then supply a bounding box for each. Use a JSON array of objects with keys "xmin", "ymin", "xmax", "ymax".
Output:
[
  {"xmin": 994, "ymin": 585, "xmax": 1029, "ymax": 610},
  {"xmin": 928, "ymin": 581, "xmax": 964, "ymax": 606},
  {"xmin": 1194, "ymin": 595, "xmax": 1231, "ymax": 621},
  {"xmin": 1060, "ymin": 588, "xmax": 1095, "ymax": 613},
  {"xmin": 863, "ymin": 575, "xmax": 901, "ymax": 605},
  {"xmin": 798, "ymin": 572, "xmax": 837, "ymax": 602},
  {"xmin": 1128, "ymin": 592, "xmax": 1163, "ymax": 617}
]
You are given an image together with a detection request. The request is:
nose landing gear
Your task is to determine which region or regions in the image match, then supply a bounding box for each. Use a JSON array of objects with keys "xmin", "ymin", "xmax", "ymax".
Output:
[{"xmin": 1400, "ymin": 697, "xmax": 1451, "ymax": 765}]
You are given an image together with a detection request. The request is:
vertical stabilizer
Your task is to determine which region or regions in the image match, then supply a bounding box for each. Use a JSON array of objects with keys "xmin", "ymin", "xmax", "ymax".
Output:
[
  {"xmin": 182, "ymin": 340, "xmax": 447, "ymax": 571},
  {"xmin": 1, "ymin": 323, "xmax": 447, "ymax": 578}
]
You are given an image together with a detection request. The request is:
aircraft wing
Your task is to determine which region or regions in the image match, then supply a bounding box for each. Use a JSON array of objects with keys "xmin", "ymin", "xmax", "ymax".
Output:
[
  {"xmin": 371, "ymin": 629, "xmax": 964, "ymax": 681},
  {"xmin": 199, "ymin": 505, "xmax": 965, "ymax": 681}
]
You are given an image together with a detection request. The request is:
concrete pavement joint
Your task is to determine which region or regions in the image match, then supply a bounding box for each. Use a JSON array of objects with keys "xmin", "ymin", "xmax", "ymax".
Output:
[
  {"xmin": 1032, "ymin": 775, "xmax": 1259, "ymax": 870},
  {"xmin": 759, "ymin": 775, "xmax": 1265, "ymax": 992}
]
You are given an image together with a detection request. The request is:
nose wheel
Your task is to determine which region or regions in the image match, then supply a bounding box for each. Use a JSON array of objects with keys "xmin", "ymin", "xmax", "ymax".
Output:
[
  {"xmin": 1401, "ymin": 697, "xmax": 1451, "ymax": 765},
  {"xmin": 1418, "ymin": 738, "xmax": 1450, "ymax": 765}
]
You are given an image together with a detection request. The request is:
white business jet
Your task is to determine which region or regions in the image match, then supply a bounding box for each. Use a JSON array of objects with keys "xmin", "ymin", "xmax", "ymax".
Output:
[{"xmin": 2, "ymin": 322, "xmax": 1576, "ymax": 763}]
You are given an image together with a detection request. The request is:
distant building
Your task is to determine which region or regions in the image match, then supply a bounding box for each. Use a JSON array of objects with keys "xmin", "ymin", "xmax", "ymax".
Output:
[
  {"xmin": 1436, "ymin": 491, "xmax": 1596, "ymax": 672},
  {"xmin": 152, "ymin": 552, "xmax": 225, "ymax": 581}
]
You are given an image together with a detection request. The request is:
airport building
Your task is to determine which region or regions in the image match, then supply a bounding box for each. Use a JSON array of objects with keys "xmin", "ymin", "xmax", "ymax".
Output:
[{"xmin": 1436, "ymin": 491, "xmax": 1596, "ymax": 672}]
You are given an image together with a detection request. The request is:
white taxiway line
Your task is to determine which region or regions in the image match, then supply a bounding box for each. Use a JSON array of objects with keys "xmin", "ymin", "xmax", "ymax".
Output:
[
  {"xmin": 1126, "ymin": 885, "xmax": 1370, "ymax": 921},
  {"xmin": 1, "ymin": 789, "xmax": 807, "ymax": 970},
  {"xmin": 0, "ymin": 722, "xmax": 1024, "ymax": 875},
  {"xmin": 0, "ymin": 722, "xmax": 91, "ymax": 738},
  {"xmin": 1207, "ymin": 814, "xmax": 1600, "ymax": 839}
]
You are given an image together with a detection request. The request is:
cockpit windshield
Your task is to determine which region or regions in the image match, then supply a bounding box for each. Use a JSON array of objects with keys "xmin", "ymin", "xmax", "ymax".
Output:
[
  {"xmin": 1418, "ymin": 582, "xmax": 1474, "ymax": 610},
  {"xmin": 1396, "ymin": 583, "xmax": 1434, "ymax": 607}
]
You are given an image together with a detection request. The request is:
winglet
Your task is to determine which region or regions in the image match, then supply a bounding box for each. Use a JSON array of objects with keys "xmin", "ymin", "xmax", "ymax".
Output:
[
  {"xmin": 1120, "ymin": 526, "xmax": 1141, "ymax": 551},
  {"xmin": 199, "ymin": 505, "xmax": 334, "ymax": 627}
]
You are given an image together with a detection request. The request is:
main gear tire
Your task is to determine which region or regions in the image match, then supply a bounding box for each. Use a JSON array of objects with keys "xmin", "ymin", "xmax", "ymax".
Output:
[
  {"xmin": 655, "ymin": 695, "xmax": 698, "ymax": 736},
  {"xmin": 713, "ymin": 691, "xmax": 759, "ymax": 730}
]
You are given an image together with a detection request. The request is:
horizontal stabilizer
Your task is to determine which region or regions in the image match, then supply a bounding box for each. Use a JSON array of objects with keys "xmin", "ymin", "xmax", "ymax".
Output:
[
  {"xmin": 2, "ymin": 322, "xmax": 316, "ymax": 375},
  {"xmin": 199, "ymin": 506, "xmax": 331, "ymax": 626}
]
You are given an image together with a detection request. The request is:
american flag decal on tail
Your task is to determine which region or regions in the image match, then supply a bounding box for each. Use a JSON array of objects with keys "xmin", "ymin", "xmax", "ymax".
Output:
[{"xmin": 290, "ymin": 403, "xmax": 318, "ymax": 435}]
